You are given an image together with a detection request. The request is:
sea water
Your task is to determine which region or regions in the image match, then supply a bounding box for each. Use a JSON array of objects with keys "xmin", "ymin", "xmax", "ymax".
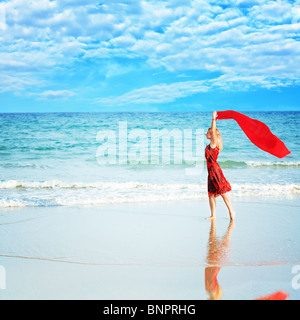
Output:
[{"xmin": 0, "ymin": 112, "xmax": 299, "ymax": 207}]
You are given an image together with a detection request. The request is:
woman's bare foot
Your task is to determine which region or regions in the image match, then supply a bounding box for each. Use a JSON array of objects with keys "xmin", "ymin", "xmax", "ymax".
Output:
[
  {"xmin": 220, "ymin": 193, "xmax": 235, "ymax": 221},
  {"xmin": 206, "ymin": 216, "xmax": 216, "ymax": 220}
]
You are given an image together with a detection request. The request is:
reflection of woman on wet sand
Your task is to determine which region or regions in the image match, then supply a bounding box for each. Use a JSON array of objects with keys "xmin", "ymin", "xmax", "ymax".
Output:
[
  {"xmin": 205, "ymin": 219, "xmax": 235, "ymax": 300},
  {"xmin": 204, "ymin": 220, "xmax": 289, "ymax": 300}
]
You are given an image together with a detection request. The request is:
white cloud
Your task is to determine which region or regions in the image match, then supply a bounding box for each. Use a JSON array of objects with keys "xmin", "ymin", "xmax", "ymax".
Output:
[
  {"xmin": 119, "ymin": 0, "xmax": 300, "ymax": 89},
  {"xmin": 249, "ymin": 0, "xmax": 295, "ymax": 23},
  {"xmin": 110, "ymin": 35, "xmax": 136, "ymax": 48},
  {"xmin": 96, "ymin": 80, "xmax": 210, "ymax": 105},
  {"xmin": 36, "ymin": 90, "xmax": 77, "ymax": 100},
  {"xmin": 1, "ymin": 0, "xmax": 300, "ymax": 99},
  {"xmin": 96, "ymin": 70, "xmax": 300, "ymax": 106},
  {"xmin": 0, "ymin": 74, "xmax": 43, "ymax": 93}
]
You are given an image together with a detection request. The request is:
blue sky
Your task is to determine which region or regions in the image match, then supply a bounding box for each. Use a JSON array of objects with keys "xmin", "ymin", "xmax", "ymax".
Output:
[{"xmin": 0, "ymin": 0, "xmax": 300, "ymax": 112}]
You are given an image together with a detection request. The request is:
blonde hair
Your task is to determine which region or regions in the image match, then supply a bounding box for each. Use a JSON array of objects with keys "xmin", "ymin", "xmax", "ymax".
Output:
[{"xmin": 209, "ymin": 128, "xmax": 223, "ymax": 151}]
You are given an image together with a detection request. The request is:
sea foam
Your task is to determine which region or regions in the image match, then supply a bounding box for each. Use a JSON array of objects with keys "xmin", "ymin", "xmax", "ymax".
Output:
[{"xmin": 0, "ymin": 180, "xmax": 299, "ymax": 207}]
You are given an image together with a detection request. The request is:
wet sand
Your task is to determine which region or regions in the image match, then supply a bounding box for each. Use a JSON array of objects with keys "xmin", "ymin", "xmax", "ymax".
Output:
[{"xmin": 0, "ymin": 198, "xmax": 299, "ymax": 300}]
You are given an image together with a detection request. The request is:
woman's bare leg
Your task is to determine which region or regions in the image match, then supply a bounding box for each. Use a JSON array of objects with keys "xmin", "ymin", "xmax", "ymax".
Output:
[
  {"xmin": 221, "ymin": 193, "xmax": 235, "ymax": 220},
  {"xmin": 207, "ymin": 195, "xmax": 216, "ymax": 220}
]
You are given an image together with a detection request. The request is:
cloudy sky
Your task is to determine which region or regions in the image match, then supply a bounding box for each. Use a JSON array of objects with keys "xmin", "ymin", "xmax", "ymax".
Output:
[{"xmin": 0, "ymin": 0, "xmax": 300, "ymax": 112}]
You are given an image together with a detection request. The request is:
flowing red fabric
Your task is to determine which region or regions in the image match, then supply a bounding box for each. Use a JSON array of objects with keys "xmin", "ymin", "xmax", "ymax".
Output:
[
  {"xmin": 217, "ymin": 111, "xmax": 291, "ymax": 158},
  {"xmin": 255, "ymin": 291, "xmax": 289, "ymax": 300}
]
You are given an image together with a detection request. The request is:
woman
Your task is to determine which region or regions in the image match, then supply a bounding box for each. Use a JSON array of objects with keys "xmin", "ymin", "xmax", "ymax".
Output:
[{"xmin": 205, "ymin": 111, "xmax": 235, "ymax": 220}]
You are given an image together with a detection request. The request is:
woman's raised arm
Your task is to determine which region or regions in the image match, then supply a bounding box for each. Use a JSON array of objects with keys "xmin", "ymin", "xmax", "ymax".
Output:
[{"xmin": 211, "ymin": 111, "xmax": 218, "ymax": 145}]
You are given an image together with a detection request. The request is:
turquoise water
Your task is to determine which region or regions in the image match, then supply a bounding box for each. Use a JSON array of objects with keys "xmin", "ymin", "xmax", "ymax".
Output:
[{"xmin": 0, "ymin": 112, "xmax": 299, "ymax": 207}]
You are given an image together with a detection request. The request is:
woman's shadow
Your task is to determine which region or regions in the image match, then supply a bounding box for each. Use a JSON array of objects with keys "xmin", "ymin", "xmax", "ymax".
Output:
[{"xmin": 205, "ymin": 219, "xmax": 235, "ymax": 300}]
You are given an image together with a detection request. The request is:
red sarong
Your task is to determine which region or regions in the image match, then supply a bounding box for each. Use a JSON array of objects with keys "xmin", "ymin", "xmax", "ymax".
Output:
[{"xmin": 217, "ymin": 111, "xmax": 291, "ymax": 158}]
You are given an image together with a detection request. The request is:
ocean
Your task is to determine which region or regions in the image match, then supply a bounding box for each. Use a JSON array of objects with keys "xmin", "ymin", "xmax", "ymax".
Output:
[{"xmin": 0, "ymin": 112, "xmax": 299, "ymax": 207}]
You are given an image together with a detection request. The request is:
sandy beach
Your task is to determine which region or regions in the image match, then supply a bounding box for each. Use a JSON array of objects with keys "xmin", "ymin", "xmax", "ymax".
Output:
[{"xmin": 0, "ymin": 198, "xmax": 299, "ymax": 300}]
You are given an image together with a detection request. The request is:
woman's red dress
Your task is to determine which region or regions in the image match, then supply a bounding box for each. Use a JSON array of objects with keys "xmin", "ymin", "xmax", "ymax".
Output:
[{"xmin": 205, "ymin": 144, "xmax": 231, "ymax": 197}]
